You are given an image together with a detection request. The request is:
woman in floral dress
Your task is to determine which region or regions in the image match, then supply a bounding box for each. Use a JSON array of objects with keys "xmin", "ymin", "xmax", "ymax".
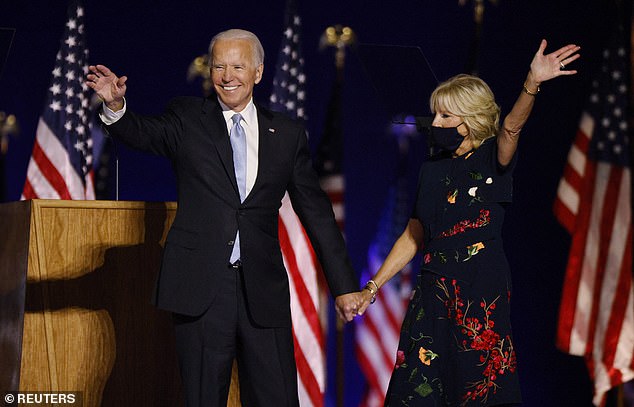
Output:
[{"xmin": 357, "ymin": 40, "xmax": 581, "ymax": 406}]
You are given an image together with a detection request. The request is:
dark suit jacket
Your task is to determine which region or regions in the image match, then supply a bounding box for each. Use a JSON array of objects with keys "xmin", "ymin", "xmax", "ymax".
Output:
[{"xmin": 106, "ymin": 96, "xmax": 357, "ymax": 327}]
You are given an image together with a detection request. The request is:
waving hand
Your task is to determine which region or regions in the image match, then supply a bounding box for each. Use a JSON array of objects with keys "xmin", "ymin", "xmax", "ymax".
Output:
[
  {"xmin": 529, "ymin": 39, "xmax": 580, "ymax": 84},
  {"xmin": 86, "ymin": 64, "xmax": 127, "ymax": 111}
]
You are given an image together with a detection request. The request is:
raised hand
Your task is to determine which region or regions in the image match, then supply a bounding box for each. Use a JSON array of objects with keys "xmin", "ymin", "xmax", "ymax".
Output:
[
  {"xmin": 530, "ymin": 39, "xmax": 580, "ymax": 84},
  {"xmin": 335, "ymin": 292, "xmax": 363, "ymax": 322},
  {"xmin": 86, "ymin": 64, "xmax": 127, "ymax": 111}
]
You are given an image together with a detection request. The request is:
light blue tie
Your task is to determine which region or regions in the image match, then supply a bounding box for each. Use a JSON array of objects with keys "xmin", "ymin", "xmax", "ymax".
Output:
[{"xmin": 229, "ymin": 113, "xmax": 246, "ymax": 263}]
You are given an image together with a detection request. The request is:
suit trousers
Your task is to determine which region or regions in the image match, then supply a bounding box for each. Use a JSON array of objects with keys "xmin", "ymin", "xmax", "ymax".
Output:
[{"xmin": 172, "ymin": 264, "xmax": 299, "ymax": 407}]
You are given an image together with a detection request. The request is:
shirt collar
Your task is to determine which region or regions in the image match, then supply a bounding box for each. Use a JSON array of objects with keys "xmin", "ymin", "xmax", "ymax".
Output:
[{"xmin": 218, "ymin": 97, "xmax": 257, "ymax": 129}]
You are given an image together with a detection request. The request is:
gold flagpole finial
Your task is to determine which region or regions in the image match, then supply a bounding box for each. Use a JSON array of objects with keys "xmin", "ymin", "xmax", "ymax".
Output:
[
  {"xmin": 0, "ymin": 112, "xmax": 19, "ymax": 155},
  {"xmin": 319, "ymin": 25, "xmax": 356, "ymax": 70},
  {"xmin": 459, "ymin": 0, "xmax": 499, "ymax": 24},
  {"xmin": 187, "ymin": 55, "xmax": 212, "ymax": 97}
]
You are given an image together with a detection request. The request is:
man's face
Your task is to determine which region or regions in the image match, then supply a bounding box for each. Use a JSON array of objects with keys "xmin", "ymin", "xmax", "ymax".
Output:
[{"xmin": 210, "ymin": 38, "xmax": 263, "ymax": 112}]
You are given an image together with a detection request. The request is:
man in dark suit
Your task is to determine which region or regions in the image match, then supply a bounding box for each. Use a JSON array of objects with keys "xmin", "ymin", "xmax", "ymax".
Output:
[{"xmin": 86, "ymin": 29, "xmax": 361, "ymax": 406}]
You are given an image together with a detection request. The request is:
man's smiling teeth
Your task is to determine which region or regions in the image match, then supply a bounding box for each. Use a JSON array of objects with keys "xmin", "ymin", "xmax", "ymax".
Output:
[{"xmin": 223, "ymin": 85, "xmax": 238, "ymax": 91}]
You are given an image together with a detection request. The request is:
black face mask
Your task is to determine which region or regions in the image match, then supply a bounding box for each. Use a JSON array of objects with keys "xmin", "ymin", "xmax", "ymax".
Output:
[{"xmin": 428, "ymin": 123, "xmax": 465, "ymax": 154}]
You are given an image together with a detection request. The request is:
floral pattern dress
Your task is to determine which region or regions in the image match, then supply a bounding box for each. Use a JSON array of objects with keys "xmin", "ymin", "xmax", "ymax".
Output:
[{"xmin": 384, "ymin": 138, "xmax": 522, "ymax": 407}]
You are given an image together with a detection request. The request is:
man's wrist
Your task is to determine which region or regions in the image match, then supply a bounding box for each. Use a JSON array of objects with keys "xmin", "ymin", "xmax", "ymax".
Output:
[
  {"xmin": 99, "ymin": 98, "xmax": 126, "ymax": 125},
  {"xmin": 106, "ymin": 100, "xmax": 124, "ymax": 112}
]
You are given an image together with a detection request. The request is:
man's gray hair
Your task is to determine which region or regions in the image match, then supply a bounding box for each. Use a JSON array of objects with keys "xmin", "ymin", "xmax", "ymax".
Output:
[{"xmin": 208, "ymin": 29, "xmax": 265, "ymax": 66}]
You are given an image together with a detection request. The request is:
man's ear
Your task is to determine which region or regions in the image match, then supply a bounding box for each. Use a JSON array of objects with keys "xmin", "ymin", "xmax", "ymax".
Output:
[{"xmin": 254, "ymin": 64, "xmax": 264, "ymax": 84}]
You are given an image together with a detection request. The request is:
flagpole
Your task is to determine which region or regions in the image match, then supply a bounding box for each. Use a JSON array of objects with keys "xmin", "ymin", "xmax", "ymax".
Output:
[
  {"xmin": 319, "ymin": 24, "xmax": 355, "ymax": 407},
  {"xmin": 460, "ymin": 0, "xmax": 499, "ymax": 75}
]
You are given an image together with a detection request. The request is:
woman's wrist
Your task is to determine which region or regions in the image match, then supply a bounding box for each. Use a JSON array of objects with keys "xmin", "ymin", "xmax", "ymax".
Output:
[
  {"xmin": 523, "ymin": 82, "xmax": 539, "ymax": 96},
  {"xmin": 523, "ymin": 71, "xmax": 541, "ymax": 95},
  {"xmin": 363, "ymin": 279, "xmax": 379, "ymax": 304}
]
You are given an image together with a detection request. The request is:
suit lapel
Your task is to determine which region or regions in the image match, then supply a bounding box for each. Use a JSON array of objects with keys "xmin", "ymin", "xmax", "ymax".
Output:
[{"xmin": 199, "ymin": 97, "xmax": 240, "ymax": 199}]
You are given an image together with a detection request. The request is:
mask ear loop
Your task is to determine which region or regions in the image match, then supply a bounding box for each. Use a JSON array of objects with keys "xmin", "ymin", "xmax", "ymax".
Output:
[
  {"xmin": 456, "ymin": 121, "xmax": 469, "ymax": 139},
  {"xmin": 456, "ymin": 121, "xmax": 481, "ymax": 157}
]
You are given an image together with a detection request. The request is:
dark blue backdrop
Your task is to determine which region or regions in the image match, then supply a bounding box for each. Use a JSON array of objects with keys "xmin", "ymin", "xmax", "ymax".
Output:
[{"xmin": 1, "ymin": 1, "xmax": 611, "ymax": 405}]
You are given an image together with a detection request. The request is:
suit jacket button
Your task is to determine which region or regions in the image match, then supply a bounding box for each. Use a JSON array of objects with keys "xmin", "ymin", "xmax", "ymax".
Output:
[{"xmin": 228, "ymin": 240, "xmax": 234, "ymax": 246}]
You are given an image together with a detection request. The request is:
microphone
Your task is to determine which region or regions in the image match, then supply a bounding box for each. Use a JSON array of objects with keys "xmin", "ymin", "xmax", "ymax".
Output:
[
  {"xmin": 91, "ymin": 94, "xmax": 120, "ymax": 201},
  {"xmin": 390, "ymin": 115, "xmax": 433, "ymax": 133},
  {"xmin": 414, "ymin": 116, "xmax": 433, "ymax": 133},
  {"xmin": 98, "ymin": 122, "xmax": 120, "ymax": 201},
  {"xmin": 391, "ymin": 116, "xmax": 436, "ymax": 157}
]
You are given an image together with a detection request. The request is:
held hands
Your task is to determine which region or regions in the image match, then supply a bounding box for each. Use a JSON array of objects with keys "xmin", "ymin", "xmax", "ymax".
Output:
[
  {"xmin": 85, "ymin": 65, "xmax": 127, "ymax": 111},
  {"xmin": 335, "ymin": 292, "xmax": 364, "ymax": 322},
  {"xmin": 334, "ymin": 280, "xmax": 380, "ymax": 322},
  {"xmin": 528, "ymin": 39, "xmax": 580, "ymax": 87}
]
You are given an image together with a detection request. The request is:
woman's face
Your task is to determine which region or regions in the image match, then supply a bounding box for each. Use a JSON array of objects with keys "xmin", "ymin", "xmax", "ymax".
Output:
[
  {"xmin": 431, "ymin": 110, "xmax": 468, "ymax": 136},
  {"xmin": 432, "ymin": 110, "xmax": 476, "ymax": 155}
]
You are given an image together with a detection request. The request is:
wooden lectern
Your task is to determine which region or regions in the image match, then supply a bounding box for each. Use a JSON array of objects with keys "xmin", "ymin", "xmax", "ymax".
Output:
[{"xmin": 0, "ymin": 199, "xmax": 240, "ymax": 406}]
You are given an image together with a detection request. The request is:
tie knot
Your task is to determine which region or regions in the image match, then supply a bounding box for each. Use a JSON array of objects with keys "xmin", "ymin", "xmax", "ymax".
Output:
[{"xmin": 231, "ymin": 113, "xmax": 242, "ymax": 126}]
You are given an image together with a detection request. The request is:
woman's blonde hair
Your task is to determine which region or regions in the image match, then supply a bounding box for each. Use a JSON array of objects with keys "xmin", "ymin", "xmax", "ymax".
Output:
[{"xmin": 429, "ymin": 74, "xmax": 500, "ymax": 143}]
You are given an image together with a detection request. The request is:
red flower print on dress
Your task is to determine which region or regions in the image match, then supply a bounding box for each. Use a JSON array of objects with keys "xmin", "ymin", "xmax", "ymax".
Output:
[
  {"xmin": 423, "ymin": 242, "xmax": 485, "ymax": 265},
  {"xmin": 424, "ymin": 253, "xmax": 432, "ymax": 264},
  {"xmin": 435, "ymin": 279, "xmax": 517, "ymax": 406},
  {"xmin": 438, "ymin": 209, "xmax": 490, "ymax": 238},
  {"xmin": 395, "ymin": 350, "xmax": 406, "ymax": 368}
]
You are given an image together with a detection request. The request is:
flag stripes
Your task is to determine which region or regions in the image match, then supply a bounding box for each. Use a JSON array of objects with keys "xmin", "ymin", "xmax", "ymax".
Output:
[
  {"xmin": 280, "ymin": 193, "xmax": 325, "ymax": 407},
  {"xmin": 269, "ymin": 2, "xmax": 325, "ymax": 404},
  {"xmin": 554, "ymin": 30, "xmax": 634, "ymax": 403},
  {"xmin": 23, "ymin": 118, "xmax": 94, "ymax": 200}
]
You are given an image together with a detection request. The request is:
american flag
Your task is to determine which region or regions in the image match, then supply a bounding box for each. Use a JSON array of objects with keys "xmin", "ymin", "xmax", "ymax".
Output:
[
  {"xmin": 21, "ymin": 0, "xmax": 94, "ymax": 200},
  {"xmin": 269, "ymin": 1, "xmax": 325, "ymax": 406},
  {"xmin": 554, "ymin": 21, "xmax": 633, "ymax": 406},
  {"xmin": 355, "ymin": 125, "xmax": 415, "ymax": 407}
]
